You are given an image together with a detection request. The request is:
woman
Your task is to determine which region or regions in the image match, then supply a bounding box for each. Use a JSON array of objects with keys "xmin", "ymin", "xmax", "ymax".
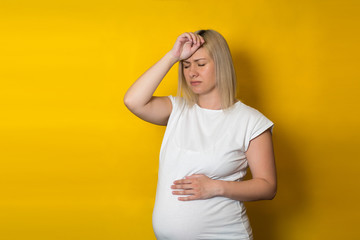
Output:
[{"xmin": 124, "ymin": 30, "xmax": 277, "ymax": 240}]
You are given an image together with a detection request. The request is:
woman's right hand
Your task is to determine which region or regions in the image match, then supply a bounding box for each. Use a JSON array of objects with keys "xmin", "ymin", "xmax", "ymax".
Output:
[
  {"xmin": 124, "ymin": 32, "xmax": 204, "ymax": 126},
  {"xmin": 169, "ymin": 32, "xmax": 205, "ymax": 61}
]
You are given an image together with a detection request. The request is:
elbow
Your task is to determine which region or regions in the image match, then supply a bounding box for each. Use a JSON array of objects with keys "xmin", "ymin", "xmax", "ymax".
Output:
[
  {"xmin": 123, "ymin": 93, "xmax": 136, "ymax": 111},
  {"xmin": 123, "ymin": 94, "xmax": 131, "ymax": 109},
  {"xmin": 123, "ymin": 91, "xmax": 146, "ymax": 113},
  {"xmin": 268, "ymin": 190, "xmax": 277, "ymax": 200},
  {"xmin": 266, "ymin": 184, "xmax": 277, "ymax": 200},
  {"xmin": 258, "ymin": 179, "xmax": 277, "ymax": 200}
]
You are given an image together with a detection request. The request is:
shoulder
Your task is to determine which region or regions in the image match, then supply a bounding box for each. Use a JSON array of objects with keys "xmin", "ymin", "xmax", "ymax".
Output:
[
  {"xmin": 232, "ymin": 100, "xmax": 274, "ymax": 132},
  {"xmin": 168, "ymin": 95, "xmax": 181, "ymax": 105},
  {"xmin": 166, "ymin": 95, "xmax": 190, "ymax": 119},
  {"xmin": 168, "ymin": 95, "xmax": 188, "ymax": 110},
  {"xmin": 230, "ymin": 100, "xmax": 267, "ymax": 120}
]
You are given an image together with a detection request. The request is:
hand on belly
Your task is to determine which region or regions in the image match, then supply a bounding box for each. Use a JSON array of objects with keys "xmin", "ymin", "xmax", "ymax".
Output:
[{"xmin": 171, "ymin": 174, "xmax": 222, "ymax": 201}]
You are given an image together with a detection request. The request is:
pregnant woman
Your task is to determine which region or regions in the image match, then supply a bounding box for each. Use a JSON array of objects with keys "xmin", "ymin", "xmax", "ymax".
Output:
[{"xmin": 124, "ymin": 30, "xmax": 277, "ymax": 240}]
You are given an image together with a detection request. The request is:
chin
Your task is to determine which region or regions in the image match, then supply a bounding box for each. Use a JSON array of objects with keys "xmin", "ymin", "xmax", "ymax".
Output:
[
  {"xmin": 189, "ymin": 87, "xmax": 203, "ymax": 94},
  {"xmin": 191, "ymin": 90, "xmax": 203, "ymax": 95}
]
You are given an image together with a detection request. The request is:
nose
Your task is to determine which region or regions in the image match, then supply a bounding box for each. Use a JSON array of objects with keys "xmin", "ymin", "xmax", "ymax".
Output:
[{"xmin": 188, "ymin": 66, "xmax": 198, "ymax": 78}]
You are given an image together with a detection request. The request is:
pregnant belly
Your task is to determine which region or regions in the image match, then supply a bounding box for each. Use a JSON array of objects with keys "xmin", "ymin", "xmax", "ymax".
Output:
[{"xmin": 152, "ymin": 186, "xmax": 251, "ymax": 240}]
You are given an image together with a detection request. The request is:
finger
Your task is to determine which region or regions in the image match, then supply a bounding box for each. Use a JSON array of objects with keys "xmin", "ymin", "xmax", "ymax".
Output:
[
  {"xmin": 195, "ymin": 34, "xmax": 202, "ymax": 45},
  {"xmin": 188, "ymin": 32, "xmax": 197, "ymax": 44},
  {"xmin": 177, "ymin": 32, "xmax": 189, "ymax": 44},
  {"xmin": 187, "ymin": 32, "xmax": 195, "ymax": 44},
  {"xmin": 200, "ymin": 36, "xmax": 205, "ymax": 45},
  {"xmin": 171, "ymin": 184, "xmax": 192, "ymax": 190},
  {"xmin": 171, "ymin": 184, "xmax": 193, "ymax": 190},
  {"xmin": 173, "ymin": 179, "xmax": 192, "ymax": 184},
  {"xmin": 172, "ymin": 189, "xmax": 195, "ymax": 195},
  {"xmin": 178, "ymin": 195, "xmax": 198, "ymax": 201}
]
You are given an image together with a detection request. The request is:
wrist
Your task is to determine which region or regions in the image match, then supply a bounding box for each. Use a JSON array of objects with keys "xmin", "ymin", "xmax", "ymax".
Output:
[
  {"xmin": 165, "ymin": 51, "xmax": 180, "ymax": 65},
  {"xmin": 214, "ymin": 180, "xmax": 225, "ymax": 197}
]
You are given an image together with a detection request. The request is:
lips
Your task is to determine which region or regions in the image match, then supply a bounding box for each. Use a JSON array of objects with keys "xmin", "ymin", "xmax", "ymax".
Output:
[{"xmin": 190, "ymin": 81, "xmax": 202, "ymax": 86}]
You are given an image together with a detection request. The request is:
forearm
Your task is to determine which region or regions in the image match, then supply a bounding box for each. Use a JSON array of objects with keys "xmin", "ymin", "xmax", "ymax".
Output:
[
  {"xmin": 216, "ymin": 178, "xmax": 277, "ymax": 202},
  {"xmin": 124, "ymin": 52, "xmax": 178, "ymax": 110}
]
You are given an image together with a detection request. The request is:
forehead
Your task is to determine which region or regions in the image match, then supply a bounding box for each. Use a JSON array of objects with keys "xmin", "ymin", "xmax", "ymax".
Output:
[{"xmin": 184, "ymin": 47, "xmax": 211, "ymax": 62}]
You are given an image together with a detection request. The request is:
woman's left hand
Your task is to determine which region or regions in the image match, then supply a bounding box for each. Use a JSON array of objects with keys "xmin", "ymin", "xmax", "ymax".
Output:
[{"xmin": 171, "ymin": 174, "xmax": 221, "ymax": 201}]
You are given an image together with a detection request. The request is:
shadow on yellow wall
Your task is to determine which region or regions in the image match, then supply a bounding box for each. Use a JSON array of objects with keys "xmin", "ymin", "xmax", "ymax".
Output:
[{"xmin": 234, "ymin": 51, "xmax": 309, "ymax": 239}]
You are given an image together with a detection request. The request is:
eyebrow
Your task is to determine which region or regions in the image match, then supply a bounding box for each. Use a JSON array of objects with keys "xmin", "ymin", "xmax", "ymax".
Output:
[{"xmin": 183, "ymin": 58, "xmax": 207, "ymax": 63}]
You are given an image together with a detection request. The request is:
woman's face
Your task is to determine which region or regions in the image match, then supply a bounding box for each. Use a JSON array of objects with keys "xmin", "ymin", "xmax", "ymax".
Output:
[{"xmin": 182, "ymin": 47, "xmax": 217, "ymax": 96}]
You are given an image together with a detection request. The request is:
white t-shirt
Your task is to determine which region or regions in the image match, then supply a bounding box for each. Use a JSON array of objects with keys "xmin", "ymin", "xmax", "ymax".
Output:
[{"xmin": 152, "ymin": 96, "xmax": 274, "ymax": 240}]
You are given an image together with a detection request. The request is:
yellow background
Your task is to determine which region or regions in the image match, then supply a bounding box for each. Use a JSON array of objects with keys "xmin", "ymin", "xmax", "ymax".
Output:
[{"xmin": 1, "ymin": 0, "xmax": 359, "ymax": 239}]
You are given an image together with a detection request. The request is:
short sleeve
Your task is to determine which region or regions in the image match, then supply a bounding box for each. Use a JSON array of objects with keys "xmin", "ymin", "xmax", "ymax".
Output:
[
  {"xmin": 166, "ymin": 95, "xmax": 186, "ymax": 124},
  {"xmin": 168, "ymin": 95, "xmax": 186, "ymax": 111},
  {"xmin": 167, "ymin": 95, "xmax": 178, "ymax": 115},
  {"xmin": 244, "ymin": 109, "xmax": 274, "ymax": 152},
  {"xmin": 168, "ymin": 95, "xmax": 176, "ymax": 108}
]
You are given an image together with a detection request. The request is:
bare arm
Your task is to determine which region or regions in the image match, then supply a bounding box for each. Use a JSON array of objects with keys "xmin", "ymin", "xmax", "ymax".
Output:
[
  {"xmin": 218, "ymin": 129, "xmax": 277, "ymax": 201},
  {"xmin": 171, "ymin": 129, "xmax": 277, "ymax": 201},
  {"xmin": 124, "ymin": 32, "xmax": 205, "ymax": 125},
  {"xmin": 124, "ymin": 53, "xmax": 177, "ymax": 125}
]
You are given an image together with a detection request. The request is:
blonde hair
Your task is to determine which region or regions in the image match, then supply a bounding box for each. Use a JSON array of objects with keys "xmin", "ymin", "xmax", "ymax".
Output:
[{"xmin": 177, "ymin": 29, "xmax": 237, "ymax": 109}]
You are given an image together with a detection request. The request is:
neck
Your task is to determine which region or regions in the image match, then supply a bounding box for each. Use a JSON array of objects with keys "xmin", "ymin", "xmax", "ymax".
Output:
[{"xmin": 197, "ymin": 91, "xmax": 222, "ymax": 110}]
